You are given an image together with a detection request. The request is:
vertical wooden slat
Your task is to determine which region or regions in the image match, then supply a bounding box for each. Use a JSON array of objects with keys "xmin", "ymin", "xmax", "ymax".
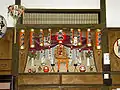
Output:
[
  {"xmin": 100, "ymin": 0, "xmax": 106, "ymax": 26},
  {"xmin": 108, "ymin": 30, "xmax": 120, "ymax": 71}
]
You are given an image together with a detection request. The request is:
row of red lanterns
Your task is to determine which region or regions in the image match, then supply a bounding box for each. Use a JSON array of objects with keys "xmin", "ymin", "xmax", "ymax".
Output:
[{"xmin": 19, "ymin": 28, "xmax": 101, "ymax": 50}]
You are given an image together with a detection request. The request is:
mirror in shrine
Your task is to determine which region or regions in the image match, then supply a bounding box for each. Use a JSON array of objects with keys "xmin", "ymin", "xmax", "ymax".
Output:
[
  {"xmin": 114, "ymin": 39, "xmax": 120, "ymax": 58},
  {"xmin": 22, "ymin": 29, "xmax": 97, "ymax": 73}
]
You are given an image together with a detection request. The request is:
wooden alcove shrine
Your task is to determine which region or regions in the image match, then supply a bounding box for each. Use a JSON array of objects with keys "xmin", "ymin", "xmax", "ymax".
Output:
[
  {"xmin": 1, "ymin": 27, "xmax": 120, "ymax": 90},
  {"xmin": 0, "ymin": 0, "xmax": 120, "ymax": 90}
]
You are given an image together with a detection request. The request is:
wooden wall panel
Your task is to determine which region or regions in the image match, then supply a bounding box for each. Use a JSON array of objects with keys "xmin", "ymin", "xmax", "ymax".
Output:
[
  {"xmin": 18, "ymin": 86, "xmax": 59, "ymax": 90},
  {"xmin": 18, "ymin": 87, "xmax": 102, "ymax": 90},
  {"xmin": 108, "ymin": 29, "xmax": 120, "ymax": 71},
  {"xmin": 62, "ymin": 88, "xmax": 101, "ymax": 90},
  {"xmin": 62, "ymin": 74, "xmax": 103, "ymax": 84},
  {"xmin": 112, "ymin": 74, "xmax": 120, "ymax": 84},
  {"xmin": 0, "ymin": 71, "xmax": 11, "ymax": 75},
  {"xmin": 18, "ymin": 75, "xmax": 60, "ymax": 85},
  {"xmin": 62, "ymin": 88, "xmax": 88, "ymax": 90},
  {"xmin": 0, "ymin": 60, "xmax": 11, "ymax": 70},
  {"xmin": 0, "ymin": 30, "xmax": 13, "ymax": 59},
  {"xmin": 110, "ymin": 86, "xmax": 120, "ymax": 90},
  {"xmin": 0, "ymin": 29, "xmax": 13, "ymax": 75}
]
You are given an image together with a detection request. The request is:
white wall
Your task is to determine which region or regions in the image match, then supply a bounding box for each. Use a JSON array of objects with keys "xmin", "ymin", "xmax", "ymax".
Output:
[
  {"xmin": 106, "ymin": 0, "xmax": 120, "ymax": 27},
  {"xmin": 21, "ymin": 0, "xmax": 100, "ymax": 9},
  {"xmin": 0, "ymin": 0, "xmax": 15, "ymax": 27}
]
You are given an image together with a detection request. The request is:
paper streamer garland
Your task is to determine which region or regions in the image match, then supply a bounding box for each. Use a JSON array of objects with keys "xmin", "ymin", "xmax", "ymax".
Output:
[{"xmin": 19, "ymin": 29, "xmax": 25, "ymax": 49}]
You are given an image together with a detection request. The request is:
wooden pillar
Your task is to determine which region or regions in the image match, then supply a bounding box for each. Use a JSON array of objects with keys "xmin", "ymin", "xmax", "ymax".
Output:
[
  {"xmin": 12, "ymin": 0, "xmax": 21, "ymax": 75},
  {"xmin": 101, "ymin": 0, "xmax": 112, "ymax": 86},
  {"xmin": 12, "ymin": 1, "xmax": 21, "ymax": 90}
]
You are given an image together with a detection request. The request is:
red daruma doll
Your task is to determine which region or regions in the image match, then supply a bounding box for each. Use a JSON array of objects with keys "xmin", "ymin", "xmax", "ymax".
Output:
[
  {"xmin": 43, "ymin": 66, "xmax": 49, "ymax": 72},
  {"xmin": 79, "ymin": 65, "xmax": 86, "ymax": 72}
]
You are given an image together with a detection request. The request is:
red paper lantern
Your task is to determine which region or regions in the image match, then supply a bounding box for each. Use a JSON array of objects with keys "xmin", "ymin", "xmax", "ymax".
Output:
[
  {"xmin": 40, "ymin": 29, "xmax": 44, "ymax": 46},
  {"xmin": 78, "ymin": 29, "xmax": 82, "ymax": 46},
  {"xmin": 19, "ymin": 29, "xmax": 25, "ymax": 49},
  {"xmin": 55, "ymin": 30, "xmax": 66, "ymax": 43},
  {"xmin": 86, "ymin": 29, "xmax": 92, "ymax": 47},
  {"xmin": 96, "ymin": 29, "xmax": 101, "ymax": 49},
  {"xmin": 43, "ymin": 66, "xmax": 49, "ymax": 72},
  {"xmin": 30, "ymin": 29, "xmax": 35, "ymax": 48}
]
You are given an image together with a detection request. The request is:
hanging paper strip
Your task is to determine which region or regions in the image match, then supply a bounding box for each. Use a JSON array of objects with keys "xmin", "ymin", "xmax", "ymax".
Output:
[
  {"xmin": 96, "ymin": 29, "xmax": 101, "ymax": 49},
  {"xmin": 19, "ymin": 29, "xmax": 25, "ymax": 49},
  {"xmin": 78, "ymin": 49, "xmax": 82, "ymax": 64},
  {"xmin": 77, "ymin": 29, "xmax": 82, "ymax": 46},
  {"xmin": 70, "ymin": 28, "xmax": 74, "ymax": 44},
  {"xmin": 40, "ymin": 29, "xmax": 44, "ymax": 46},
  {"xmin": 30, "ymin": 29, "xmax": 35, "ymax": 48},
  {"xmin": 86, "ymin": 28, "xmax": 92, "ymax": 47},
  {"xmin": 87, "ymin": 57, "xmax": 90, "ymax": 66}
]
